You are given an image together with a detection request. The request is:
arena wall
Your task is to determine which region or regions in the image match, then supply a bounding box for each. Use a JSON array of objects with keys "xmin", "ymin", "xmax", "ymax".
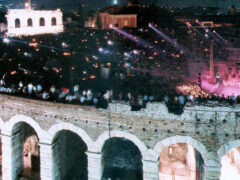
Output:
[{"xmin": 0, "ymin": 94, "xmax": 239, "ymax": 179}]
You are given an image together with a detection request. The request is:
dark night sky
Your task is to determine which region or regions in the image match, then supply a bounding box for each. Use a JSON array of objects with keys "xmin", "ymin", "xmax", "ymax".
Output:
[{"xmin": 9, "ymin": 0, "xmax": 240, "ymax": 9}]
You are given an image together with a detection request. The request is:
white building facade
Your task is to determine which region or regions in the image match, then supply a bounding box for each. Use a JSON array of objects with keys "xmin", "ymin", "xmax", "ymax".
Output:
[{"xmin": 6, "ymin": 9, "xmax": 64, "ymax": 36}]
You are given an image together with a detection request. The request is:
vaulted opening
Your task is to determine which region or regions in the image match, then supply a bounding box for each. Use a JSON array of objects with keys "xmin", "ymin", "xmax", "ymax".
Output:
[
  {"xmin": 52, "ymin": 130, "xmax": 88, "ymax": 180},
  {"xmin": 101, "ymin": 137, "xmax": 143, "ymax": 180},
  {"xmin": 159, "ymin": 143, "xmax": 204, "ymax": 180},
  {"xmin": 11, "ymin": 122, "xmax": 40, "ymax": 179}
]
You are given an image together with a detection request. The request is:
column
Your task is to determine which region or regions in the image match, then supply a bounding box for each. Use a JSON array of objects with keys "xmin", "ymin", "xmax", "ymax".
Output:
[
  {"xmin": 39, "ymin": 143, "xmax": 52, "ymax": 180},
  {"xmin": 205, "ymin": 163, "xmax": 221, "ymax": 180},
  {"xmin": 87, "ymin": 151, "xmax": 101, "ymax": 180},
  {"xmin": 1, "ymin": 134, "xmax": 12, "ymax": 180},
  {"xmin": 143, "ymin": 160, "xmax": 159, "ymax": 180}
]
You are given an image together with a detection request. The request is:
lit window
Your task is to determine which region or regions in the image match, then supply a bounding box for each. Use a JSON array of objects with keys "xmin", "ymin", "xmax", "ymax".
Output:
[{"xmin": 123, "ymin": 20, "xmax": 128, "ymax": 26}]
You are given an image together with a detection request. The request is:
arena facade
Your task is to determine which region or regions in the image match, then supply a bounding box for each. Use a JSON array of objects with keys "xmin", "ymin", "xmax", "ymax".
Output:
[{"xmin": 0, "ymin": 94, "xmax": 240, "ymax": 180}]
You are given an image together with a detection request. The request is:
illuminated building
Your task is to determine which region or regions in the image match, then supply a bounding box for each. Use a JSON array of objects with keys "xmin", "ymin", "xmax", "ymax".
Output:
[
  {"xmin": 99, "ymin": 0, "xmax": 138, "ymax": 29},
  {"xmin": 6, "ymin": 0, "xmax": 64, "ymax": 37}
]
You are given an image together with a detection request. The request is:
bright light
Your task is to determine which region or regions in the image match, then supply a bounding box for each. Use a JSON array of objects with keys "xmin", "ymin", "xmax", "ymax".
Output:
[
  {"xmin": 113, "ymin": 0, "xmax": 118, "ymax": 5},
  {"xmin": 186, "ymin": 22, "xmax": 192, "ymax": 27},
  {"xmin": 61, "ymin": 42, "xmax": 68, "ymax": 48},
  {"xmin": 107, "ymin": 40, "xmax": 113, "ymax": 45},
  {"xmin": 3, "ymin": 37, "xmax": 10, "ymax": 44},
  {"xmin": 124, "ymin": 52, "xmax": 130, "ymax": 57},
  {"xmin": 98, "ymin": 48, "xmax": 103, "ymax": 52},
  {"xmin": 133, "ymin": 50, "xmax": 138, "ymax": 54}
]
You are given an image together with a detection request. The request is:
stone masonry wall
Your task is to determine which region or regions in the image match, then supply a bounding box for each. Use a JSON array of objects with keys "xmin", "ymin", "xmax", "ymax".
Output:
[
  {"xmin": 1, "ymin": 94, "xmax": 240, "ymax": 179},
  {"xmin": 0, "ymin": 94, "xmax": 239, "ymax": 153}
]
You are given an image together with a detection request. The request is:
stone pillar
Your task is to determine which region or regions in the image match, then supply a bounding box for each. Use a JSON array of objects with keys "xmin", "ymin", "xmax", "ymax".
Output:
[
  {"xmin": 204, "ymin": 160, "xmax": 221, "ymax": 180},
  {"xmin": 87, "ymin": 151, "xmax": 101, "ymax": 180},
  {"xmin": 39, "ymin": 143, "xmax": 52, "ymax": 180},
  {"xmin": 143, "ymin": 160, "xmax": 159, "ymax": 180},
  {"xmin": 205, "ymin": 167, "xmax": 221, "ymax": 180},
  {"xmin": 1, "ymin": 134, "xmax": 12, "ymax": 180}
]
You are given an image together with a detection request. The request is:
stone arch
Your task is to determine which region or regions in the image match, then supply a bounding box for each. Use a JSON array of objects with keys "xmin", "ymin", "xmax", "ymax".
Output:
[
  {"xmin": 27, "ymin": 18, "xmax": 33, "ymax": 27},
  {"xmin": 218, "ymin": 140, "xmax": 240, "ymax": 180},
  {"xmin": 153, "ymin": 135, "xmax": 208, "ymax": 163},
  {"xmin": 101, "ymin": 137, "xmax": 143, "ymax": 180},
  {"xmin": 15, "ymin": 18, "xmax": 20, "ymax": 28},
  {"xmin": 6, "ymin": 115, "xmax": 44, "ymax": 141},
  {"xmin": 39, "ymin": 17, "xmax": 45, "ymax": 26},
  {"xmin": 11, "ymin": 121, "xmax": 40, "ymax": 179},
  {"xmin": 95, "ymin": 130, "xmax": 147, "ymax": 154},
  {"xmin": 51, "ymin": 17, "xmax": 57, "ymax": 26},
  {"xmin": 154, "ymin": 136, "xmax": 207, "ymax": 180},
  {"xmin": 50, "ymin": 125, "xmax": 89, "ymax": 180},
  {"xmin": 48, "ymin": 122, "xmax": 93, "ymax": 147},
  {"xmin": 217, "ymin": 140, "xmax": 240, "ymax": 161}
]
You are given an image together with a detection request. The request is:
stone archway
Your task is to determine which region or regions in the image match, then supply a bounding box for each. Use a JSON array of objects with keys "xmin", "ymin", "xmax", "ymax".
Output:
[
  {"xmin": 48, "ymin": 122, "xmax": 93, "ymax": 148},
  {"xmin": 101, "ymin": 137, "xmax": 143, "ymax": 180},
  {"xmin": 11, "ymin": 122, "xmax": 40, "ymax": 179},
  {"xmin": 218, "ymin": 140, "xmax": 240, "ymax": 180},
  {"xmin": 158, "ymin": 143, "xmax": 204, "ymax": 180},
  {"xmin": 95, "ymin": 130, "xmax": 147, "ymax": 154},
  {"xmin": 51, "ymin": 130, "xmax": 88, "ymax": 180},
  {"xmin": 154, "ymin": 136, "xmax": 208, "ymax": 180}
]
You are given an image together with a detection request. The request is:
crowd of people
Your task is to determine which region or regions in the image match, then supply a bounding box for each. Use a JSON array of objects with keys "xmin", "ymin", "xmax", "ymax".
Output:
[
  {"xmin": 1, "ymin": 76, "xmax": 240, "ymax": 116},
  {"xmin": 0, "ymin": 24, "xmax": 239, "ymax": 114}
]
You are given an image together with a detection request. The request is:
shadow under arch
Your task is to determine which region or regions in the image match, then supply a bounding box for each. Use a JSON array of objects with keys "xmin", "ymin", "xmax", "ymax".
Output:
[
  {"xmin": 51, "ymin": 129, "xmax": 88, "ymax": 180},
  {"xmin": 101, "ymin": 137, "xmax": 143, "ymax": 180}
]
